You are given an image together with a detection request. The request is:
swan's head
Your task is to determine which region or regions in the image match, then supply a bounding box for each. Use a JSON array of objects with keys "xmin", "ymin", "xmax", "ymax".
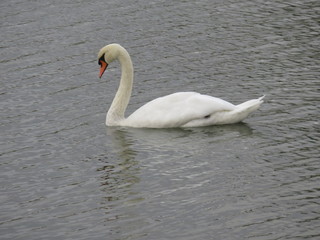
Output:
[{"xmin": 98, "ymin": 43, "xmax": 123, "ymax": 78}]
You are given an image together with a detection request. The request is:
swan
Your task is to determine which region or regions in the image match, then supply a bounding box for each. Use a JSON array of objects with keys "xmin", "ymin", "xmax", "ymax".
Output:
[{"xmin": 98, "ymin": 43, "xmax": 264, "ymax": 128}]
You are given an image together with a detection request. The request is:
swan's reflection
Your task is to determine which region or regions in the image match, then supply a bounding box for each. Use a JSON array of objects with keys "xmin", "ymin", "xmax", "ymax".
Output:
[
  {"xmin": 97, "ymin": 122, "xmax": 255, "ymax": 175},
  {"xmin": 105, "ymin": 123, "xmax": 254, "ymax": 153},
  {"xmin": 97, "ymin": 127, "xmax": 144, "ymax": 229},
  {"xmin": 98, "ymin": 127, "xmax": 140, "ymax": 192},
  {"xmin": 98, "ymin": 123, "xmax": 254, "ymax": 233}
]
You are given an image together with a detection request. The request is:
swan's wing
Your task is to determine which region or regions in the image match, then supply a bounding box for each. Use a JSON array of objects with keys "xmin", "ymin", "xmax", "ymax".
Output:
[{"xmin": 124, "ymin": 92, "xmax": 236, "ymax": 128}]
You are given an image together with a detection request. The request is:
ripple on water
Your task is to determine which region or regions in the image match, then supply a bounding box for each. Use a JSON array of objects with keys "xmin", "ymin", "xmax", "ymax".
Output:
[{"xmin": 1, "ymin": 0, "xmax": 320, "ymax": 239}]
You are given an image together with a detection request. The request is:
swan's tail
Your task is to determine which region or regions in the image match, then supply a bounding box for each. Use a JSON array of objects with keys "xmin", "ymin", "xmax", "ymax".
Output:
[
  {"xmin": 207, "ymin": 95, "xmax": 264, "ymax": 125},
  {"xmin": 236, "ymin": 95, "xmax": 265, "ymax": 112},
  {"xmin": 231, "ymin": 95, "xmax": 265, "ymax": 122}
]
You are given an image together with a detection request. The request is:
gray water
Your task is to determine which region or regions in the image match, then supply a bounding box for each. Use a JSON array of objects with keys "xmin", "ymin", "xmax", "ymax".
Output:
[{"xmin": 1, "ymin": 0, "xmax": 319, "ymax": 239}]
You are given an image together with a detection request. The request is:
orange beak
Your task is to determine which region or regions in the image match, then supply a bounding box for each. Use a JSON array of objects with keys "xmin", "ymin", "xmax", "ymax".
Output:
[{"xmin": 99, "ymin": 60, "xmax": 108, "ymax": 78}]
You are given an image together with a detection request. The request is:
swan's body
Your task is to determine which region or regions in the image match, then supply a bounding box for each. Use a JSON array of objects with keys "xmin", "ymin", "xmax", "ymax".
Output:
[{"xmin": 98, "ymin": 44, "xmax": 264, "ymax": 128}]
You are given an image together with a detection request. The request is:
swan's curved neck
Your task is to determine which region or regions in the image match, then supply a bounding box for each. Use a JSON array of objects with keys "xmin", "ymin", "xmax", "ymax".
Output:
[{"xmin": 106, "ymin": 48, "xmax": 133, "ymax": 125}]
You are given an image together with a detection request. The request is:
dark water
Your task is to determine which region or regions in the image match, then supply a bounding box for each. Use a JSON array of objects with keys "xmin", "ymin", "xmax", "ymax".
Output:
[{"xmin": 1, "ymin": 0, "xmax": 319, "ymax": 239}]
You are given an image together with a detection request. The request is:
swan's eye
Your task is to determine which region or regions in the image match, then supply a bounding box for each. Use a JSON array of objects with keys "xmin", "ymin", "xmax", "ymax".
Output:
[{"xmin": 98, "ymin": 54, "xmax": 105, "ymax": 66}]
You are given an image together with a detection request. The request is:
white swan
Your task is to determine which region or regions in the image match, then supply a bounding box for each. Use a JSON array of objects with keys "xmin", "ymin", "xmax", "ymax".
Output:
[{"xmin": 98, "ymin": 44, "xmax": 264, "ymax": 128}]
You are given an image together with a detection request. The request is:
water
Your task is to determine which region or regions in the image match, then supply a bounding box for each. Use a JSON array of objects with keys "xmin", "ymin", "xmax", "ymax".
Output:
[{"xmin": 1, "ymin": 0, "xmax": 319, "ymax": 239}]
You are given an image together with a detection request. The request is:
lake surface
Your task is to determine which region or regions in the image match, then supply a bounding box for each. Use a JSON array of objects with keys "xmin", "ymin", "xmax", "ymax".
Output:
[{"xmin": 1, "ymin": 0, "xmax": 319, "ymax": 239}]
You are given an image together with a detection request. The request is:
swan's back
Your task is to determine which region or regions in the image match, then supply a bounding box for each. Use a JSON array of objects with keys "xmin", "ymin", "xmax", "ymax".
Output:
[{"xmin": 122, "ymin": 92, "xmax": 237, "ymax": 128}]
